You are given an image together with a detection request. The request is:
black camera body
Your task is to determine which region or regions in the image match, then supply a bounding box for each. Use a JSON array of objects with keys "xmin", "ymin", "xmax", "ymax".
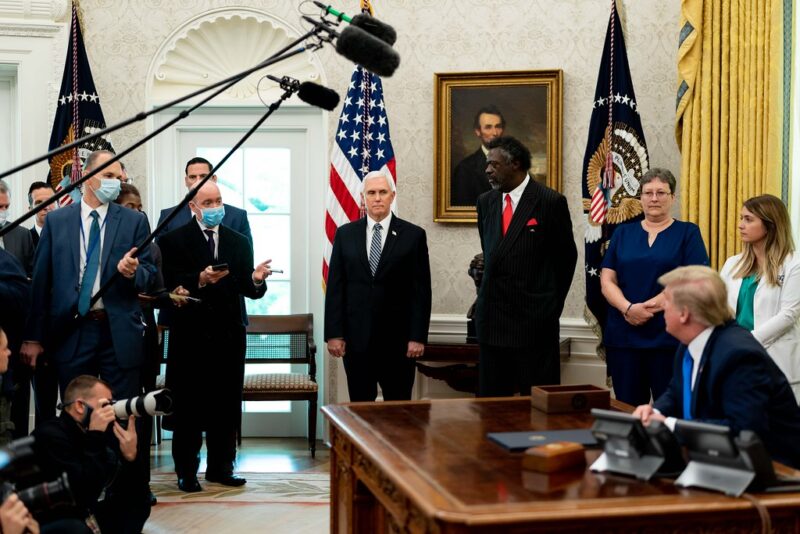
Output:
[{"xmin": 0, "ymin": 437, "xmax": 75, "ymax": 515}]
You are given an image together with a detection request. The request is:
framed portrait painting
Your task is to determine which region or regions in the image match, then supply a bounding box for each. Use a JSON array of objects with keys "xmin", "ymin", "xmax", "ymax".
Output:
[{"xmin": 433, "ymin": 70, "xmax": 562, "ymax": 223}]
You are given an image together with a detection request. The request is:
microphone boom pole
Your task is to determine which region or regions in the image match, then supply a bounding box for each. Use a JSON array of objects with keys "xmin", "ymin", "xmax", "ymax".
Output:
[
  {"xmin": 86, "ymin": 81, "xmax": 300, "ymax": 312},
  {"xmin": 0, "ymin": 28, "xmax": 324, "ymax": 238}
]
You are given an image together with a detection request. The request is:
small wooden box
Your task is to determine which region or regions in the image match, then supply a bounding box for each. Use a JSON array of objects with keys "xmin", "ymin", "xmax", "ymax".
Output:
[
  {"xmin": 530, "ymin": 384, "xmax": 610, "ymax": 413},
  {"xmin": 522, "ymin": 441, "xmax": 586, "ymax": 473}
]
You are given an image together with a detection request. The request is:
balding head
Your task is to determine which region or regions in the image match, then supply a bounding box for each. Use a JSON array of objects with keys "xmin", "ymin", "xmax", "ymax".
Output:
[{"xmin": 189, "ymin": 180, "xmax": 223, "ymax": 226}]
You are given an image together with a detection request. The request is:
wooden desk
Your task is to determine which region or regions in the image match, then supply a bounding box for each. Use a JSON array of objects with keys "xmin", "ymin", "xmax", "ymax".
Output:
[{"xmin": 324, "ymin": 397, "xmax": 800, "ymax": 533}]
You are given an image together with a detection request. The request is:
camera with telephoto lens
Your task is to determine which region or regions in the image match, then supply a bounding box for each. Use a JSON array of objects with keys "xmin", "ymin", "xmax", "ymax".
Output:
[
  {"xmin": 0, "ymin": 437, "xmax": 75, "ymax": 515},
  {"xmin": 110, "ymin": 388, "xmax": 174, "ymax": 419}
]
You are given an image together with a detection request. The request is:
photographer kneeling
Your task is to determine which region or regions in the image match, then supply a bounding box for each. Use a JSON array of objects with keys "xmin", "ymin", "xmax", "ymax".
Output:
[{"xmin": 31, "ymin": 376, "xmax": 149, "ymax": 533}]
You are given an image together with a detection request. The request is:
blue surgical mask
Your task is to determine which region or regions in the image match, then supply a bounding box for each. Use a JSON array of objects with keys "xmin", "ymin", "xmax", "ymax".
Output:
[
  {"xmin": 199, "ymin": 205, "xmax": 225, "ymax": 228},
  {"xmin": 92, "ymin": 178, "xmax": 121, "ymax": 204},
  {"xmin": 0, "ymin": 209, "xmax": 7, "ymax": 225}
]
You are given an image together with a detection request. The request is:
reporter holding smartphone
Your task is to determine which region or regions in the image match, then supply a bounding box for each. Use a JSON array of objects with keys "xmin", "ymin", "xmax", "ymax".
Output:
[{"xmin": 159, "ymin": 181, "xmax": 270, "ymax": 492}]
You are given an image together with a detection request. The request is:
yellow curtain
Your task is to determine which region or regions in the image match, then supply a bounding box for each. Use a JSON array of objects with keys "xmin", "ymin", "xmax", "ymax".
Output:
[{"xmin": 676, "ymin": 0, "xmax": 786, "ymax": 269}]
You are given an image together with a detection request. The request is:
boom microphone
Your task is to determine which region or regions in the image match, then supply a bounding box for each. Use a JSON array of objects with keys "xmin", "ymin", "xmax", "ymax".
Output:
[
  {"xmin": 266, "ymin": 74, "xmax": 340, "ymax": 110},
  {"xmin": 312, "ymin": 1, "xmax": 397, "ymax": 45},
  {"xmin": 335, "ymin": 25, "xmax": 400, "ymax": 77},
  {"xmin": 298, "ymin": 82, "xmax": 340, "ymax": 110},
  {"xmin": 351, "ymin": 14, "xmax": 397, "ymax": 46}
]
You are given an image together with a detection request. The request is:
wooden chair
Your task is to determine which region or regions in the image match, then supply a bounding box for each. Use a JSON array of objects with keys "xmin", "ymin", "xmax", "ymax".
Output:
[
  {"xmin": 155, "ymin": 314, "xmax": 319, "ymax": 457},
  {"xmin": 241, "ymin": 314, "xmax": 318, "ymax": 457}
]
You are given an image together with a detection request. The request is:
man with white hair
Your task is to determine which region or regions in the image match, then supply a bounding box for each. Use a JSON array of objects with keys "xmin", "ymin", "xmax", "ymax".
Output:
[
  {"xmin": 325, "ymin": 171, "xmax": 432, "ymax": 401},
  {"xmin": 633, "ymin": 265, "xmax": 800, "ymax": 469}
]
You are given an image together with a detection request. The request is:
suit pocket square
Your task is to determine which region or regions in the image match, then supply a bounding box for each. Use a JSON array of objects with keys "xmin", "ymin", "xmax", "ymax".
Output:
[{"xmin": 526, "ymin": 218, "xmax": 538, "ymax": 227}]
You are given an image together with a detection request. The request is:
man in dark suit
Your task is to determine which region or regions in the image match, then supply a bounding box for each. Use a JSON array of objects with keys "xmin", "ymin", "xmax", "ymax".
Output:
[
  {"xmin": 475, "ymin": 136, "xmax": 577, "ymax": 397},
  {"xmin": 451, "ymin": 106, "xmax": 505, "ymax": 207},
  {"xmin": 0, "ymin": 180, "xmax": 34, "ymax": 276},
  {"xmin": 19, "ymin": 150, "xmax": 153, "ymax": 403},
  {"xmin": 325, "ymin": 171, "xmax": 432, "ymax": 402},
  {"xmin": 160, "ymin": 180, "xmax": 270, "ymax": 492},
  {"xmin": 156, "ymin": 156, "xmax": 251, "ymax": 242},
  {"xmin": 1, "ymin": 181, "xmax": 59, "ymax": 435},
  {"xmin": 27, "ymin": 181, "xmax": 56, "ymax": 248},
  {"xmin": 0, "ymin": 249, "xmax": 29, "ymax": 444},
  {"xmin": 634, "ymin": 266, "xmax": 800, "ymax": 469},
  {"xmin": 157, "ymin": 156, "xmax": 252, "ymax": 330}
]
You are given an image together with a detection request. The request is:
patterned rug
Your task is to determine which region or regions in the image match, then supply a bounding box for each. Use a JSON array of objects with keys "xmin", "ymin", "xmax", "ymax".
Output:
[{"xmin": 150, "ymin": 472, "xmax": 330, "ymax": 503}]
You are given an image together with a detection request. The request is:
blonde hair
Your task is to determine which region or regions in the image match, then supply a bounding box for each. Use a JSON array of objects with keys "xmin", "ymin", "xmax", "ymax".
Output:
[
  {"xmin": 658, "ymin": 266, "xmax": 733, "ymax": 327},
  {"xmin": 733, "ymin": 194, "xmax": 795, "ymax": 286}
]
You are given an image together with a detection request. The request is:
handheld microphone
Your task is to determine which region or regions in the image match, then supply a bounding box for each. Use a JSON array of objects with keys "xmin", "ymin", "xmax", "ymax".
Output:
[
  {"xmin": 265, "ymin": 75, "xmax": 340, "ymax": 111},
  {"xmin": 312, "ymin": 1, "xmax": 397, "ymax": 45},
  {"xmin": 335, "ymin": 25, "xmax": 400, "ymax": 77}
]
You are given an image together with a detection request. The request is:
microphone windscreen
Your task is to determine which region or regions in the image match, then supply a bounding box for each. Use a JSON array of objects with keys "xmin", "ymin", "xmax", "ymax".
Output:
[
  {"xmin": 335, "ymin": 26, "xmax": 400, "ymax": 77},
  {"xmin": 350, "ymin": 14, "xmax": 397, "ymax": 46},
  {"xmin": 298, "ymin": 82, "xmax": 341, "ymax": 111}
]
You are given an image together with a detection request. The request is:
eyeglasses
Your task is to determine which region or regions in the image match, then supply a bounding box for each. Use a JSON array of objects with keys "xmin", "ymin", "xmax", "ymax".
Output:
[{"xmin": 641, "ymin": 191, "xmax": 671, "ymax": 199}]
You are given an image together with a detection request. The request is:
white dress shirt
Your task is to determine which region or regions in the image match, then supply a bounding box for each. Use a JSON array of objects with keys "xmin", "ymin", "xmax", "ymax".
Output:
[
  {"xmin": 663, "ymin": 326, "xmax": 715, "ymax": 430},
  {"xmin": 366, "ymin": 211, "xmax": 392, "ymax": 258},
  {"xmin": 79, "ymin": 199, "xmax": 109, "ymax": 310},
  {"xmin": 503, "ymin": 174, "xmax": 530, "ymax": 214},
  {"xmin": 196, "ymin": 218, "xmax": 219, "ymax": 259}
]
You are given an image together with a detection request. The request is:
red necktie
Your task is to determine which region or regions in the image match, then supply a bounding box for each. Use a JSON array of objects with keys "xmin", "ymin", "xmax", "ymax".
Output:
[{"xmin": 502, "ymin": 194, "xmax": 513, "ymax": 236}]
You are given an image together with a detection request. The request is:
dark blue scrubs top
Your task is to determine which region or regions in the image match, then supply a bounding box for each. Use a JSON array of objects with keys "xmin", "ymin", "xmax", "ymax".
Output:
[{"xmin": 601, "ymin": 219, "xmax": 709, "ymax": 349}]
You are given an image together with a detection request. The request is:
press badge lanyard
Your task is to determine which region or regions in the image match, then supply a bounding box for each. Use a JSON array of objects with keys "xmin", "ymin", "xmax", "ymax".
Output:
[{"xmin": 79, "ymin": 214, "xmax": 107, "ymax": 273}]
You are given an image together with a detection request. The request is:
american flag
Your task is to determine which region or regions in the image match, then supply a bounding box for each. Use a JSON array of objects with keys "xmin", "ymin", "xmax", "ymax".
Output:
[
  {"xmin": 322, "ymin": 65, "xmax": 396, "ymax": 286},
  {"xmin": 581, "ymin": 0, "xmax": 648, "ymax": 335},
  {"xmin": 47, "ymin": 1, "xmax": 114, "ymax": 206}
]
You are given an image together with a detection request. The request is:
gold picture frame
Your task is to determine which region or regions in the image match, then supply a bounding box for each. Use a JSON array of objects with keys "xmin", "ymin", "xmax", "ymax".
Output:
[{"xmin": 433, "ymin": 69, "xmax": 563, "ymax": 223}]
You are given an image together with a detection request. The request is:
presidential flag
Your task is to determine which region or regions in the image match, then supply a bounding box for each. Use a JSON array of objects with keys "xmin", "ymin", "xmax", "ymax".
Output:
[
  {"xmin": 47, "ymin": 1, "xmax": 114, "ymax": 205},
  {"xmin": 322, "ymin": 65, "xmax": 396, "ymax": 287},
  {"xmin": 582, "ymin": 1, "xmax": 649, "ymax": 337}
]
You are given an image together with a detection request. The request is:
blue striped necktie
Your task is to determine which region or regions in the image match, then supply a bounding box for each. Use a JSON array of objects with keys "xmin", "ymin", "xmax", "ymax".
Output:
[
  {"xmin": 682, "ymin": 348, "xmax": 693, "ymax": 420},
  {"xmin": 369, "ymin": 223, "xmax": 382, "ymax": 276},
  {"xmin": 78, "ymin": 210, "xmax": 100, "ymax": 316}
]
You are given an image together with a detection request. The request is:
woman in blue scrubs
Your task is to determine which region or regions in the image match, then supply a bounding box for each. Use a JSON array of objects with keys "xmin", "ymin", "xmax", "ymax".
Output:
[{"xmin": 600, "ymin": 168, "xmax": 709, "ymax": 406}]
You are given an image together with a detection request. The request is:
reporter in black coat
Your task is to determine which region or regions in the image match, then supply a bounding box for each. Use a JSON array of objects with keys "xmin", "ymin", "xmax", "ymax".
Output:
[
  {"xmin": 159, "ymin": 182, "xmax": 269, "ymax": 490},
  {"xmin": 634, "ymin": 266, "xmax": 800, "ymax": 469},
  {"xmin": 475, "ymin": 137, "xmax": 577, "ymax": 396},
  {"xmin": 325, "ymin": 172, "xmax": 432, "ymax": 402}
]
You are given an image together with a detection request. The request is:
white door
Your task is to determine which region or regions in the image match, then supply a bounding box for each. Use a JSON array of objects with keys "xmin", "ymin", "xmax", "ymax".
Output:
[{"xmin": 151, "ymin": 106, "xmax": 325, "ymax": 438}]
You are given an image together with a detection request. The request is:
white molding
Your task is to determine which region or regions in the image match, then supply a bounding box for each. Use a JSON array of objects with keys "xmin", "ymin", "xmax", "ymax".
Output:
[
  {"xmin": 146, "ymin": 7, "xmax": 324, "ymax": 105},
  {"xmin": 0, "ymin": 21, "xmax": 60, "ymax": 37}
]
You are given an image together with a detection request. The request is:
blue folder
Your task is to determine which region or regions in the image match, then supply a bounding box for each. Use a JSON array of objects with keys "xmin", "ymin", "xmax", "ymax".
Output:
[{"xmin": 487, "ymin": 429, "xmax": 597, "ymax": 452}]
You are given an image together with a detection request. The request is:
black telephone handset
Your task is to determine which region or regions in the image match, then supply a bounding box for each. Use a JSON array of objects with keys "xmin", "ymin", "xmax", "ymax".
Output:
[
  {"xmin": 734, "ymin": 430, "xmax": 778, "ymax": 490},
  {"xmin": 646, "ymin": 420, "xmax": 686, "ymax": 477}
]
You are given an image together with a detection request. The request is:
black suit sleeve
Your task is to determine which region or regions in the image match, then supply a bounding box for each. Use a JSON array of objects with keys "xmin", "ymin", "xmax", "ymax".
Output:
[
  {"xmin": 654, "ymin": 351, "xmax": 681, "ymax": 416},
  {"xmin": 324, "ymin": 229, "xmax": 346, "ymax": 341},
  {"xmin": 238, "ymin": 212, "xmax": 253, "ymax": 245},
  {"xmin": 551, "ymin": 195, "xmax": 577, "ymax": 310},
  {"xmin": 20, "ymin": 229, "xmax": 34, "ymax": 277},
  {"xmin": 409, "ymin": 229, "xmax": 432, "ymax": 343}
]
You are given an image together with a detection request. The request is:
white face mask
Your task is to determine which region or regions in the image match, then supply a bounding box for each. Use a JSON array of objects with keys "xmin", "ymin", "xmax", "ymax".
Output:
[{"xmin": 0, "ymin": 209, "xmax": 7, "ymax": 225}]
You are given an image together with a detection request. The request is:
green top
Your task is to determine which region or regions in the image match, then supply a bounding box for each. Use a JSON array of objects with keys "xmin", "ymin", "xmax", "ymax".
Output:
[{"xmin": 736, "ymin": 274, "xmax": 758, "ymax": 331}]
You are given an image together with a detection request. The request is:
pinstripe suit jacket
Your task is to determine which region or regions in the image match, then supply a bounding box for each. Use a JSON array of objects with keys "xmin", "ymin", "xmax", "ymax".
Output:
[{"xmin": 475, "ymin": 179, "xmax": 577, "ymax": 347}]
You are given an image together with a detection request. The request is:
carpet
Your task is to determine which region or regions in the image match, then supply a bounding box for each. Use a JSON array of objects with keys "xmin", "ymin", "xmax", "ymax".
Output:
[
  {"xmin": 150, "ymin": 472, "xmax": 329, "ymax": 503},
  {"xmin": 145, "ymin": 473, "xmax": 330, "ymax": 533}
]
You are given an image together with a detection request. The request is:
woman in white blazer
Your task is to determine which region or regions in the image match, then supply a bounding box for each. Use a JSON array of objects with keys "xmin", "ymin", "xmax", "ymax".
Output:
[{"xmin": 720, "ymin": 194, "xmax": 800, "ymax": 401}]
